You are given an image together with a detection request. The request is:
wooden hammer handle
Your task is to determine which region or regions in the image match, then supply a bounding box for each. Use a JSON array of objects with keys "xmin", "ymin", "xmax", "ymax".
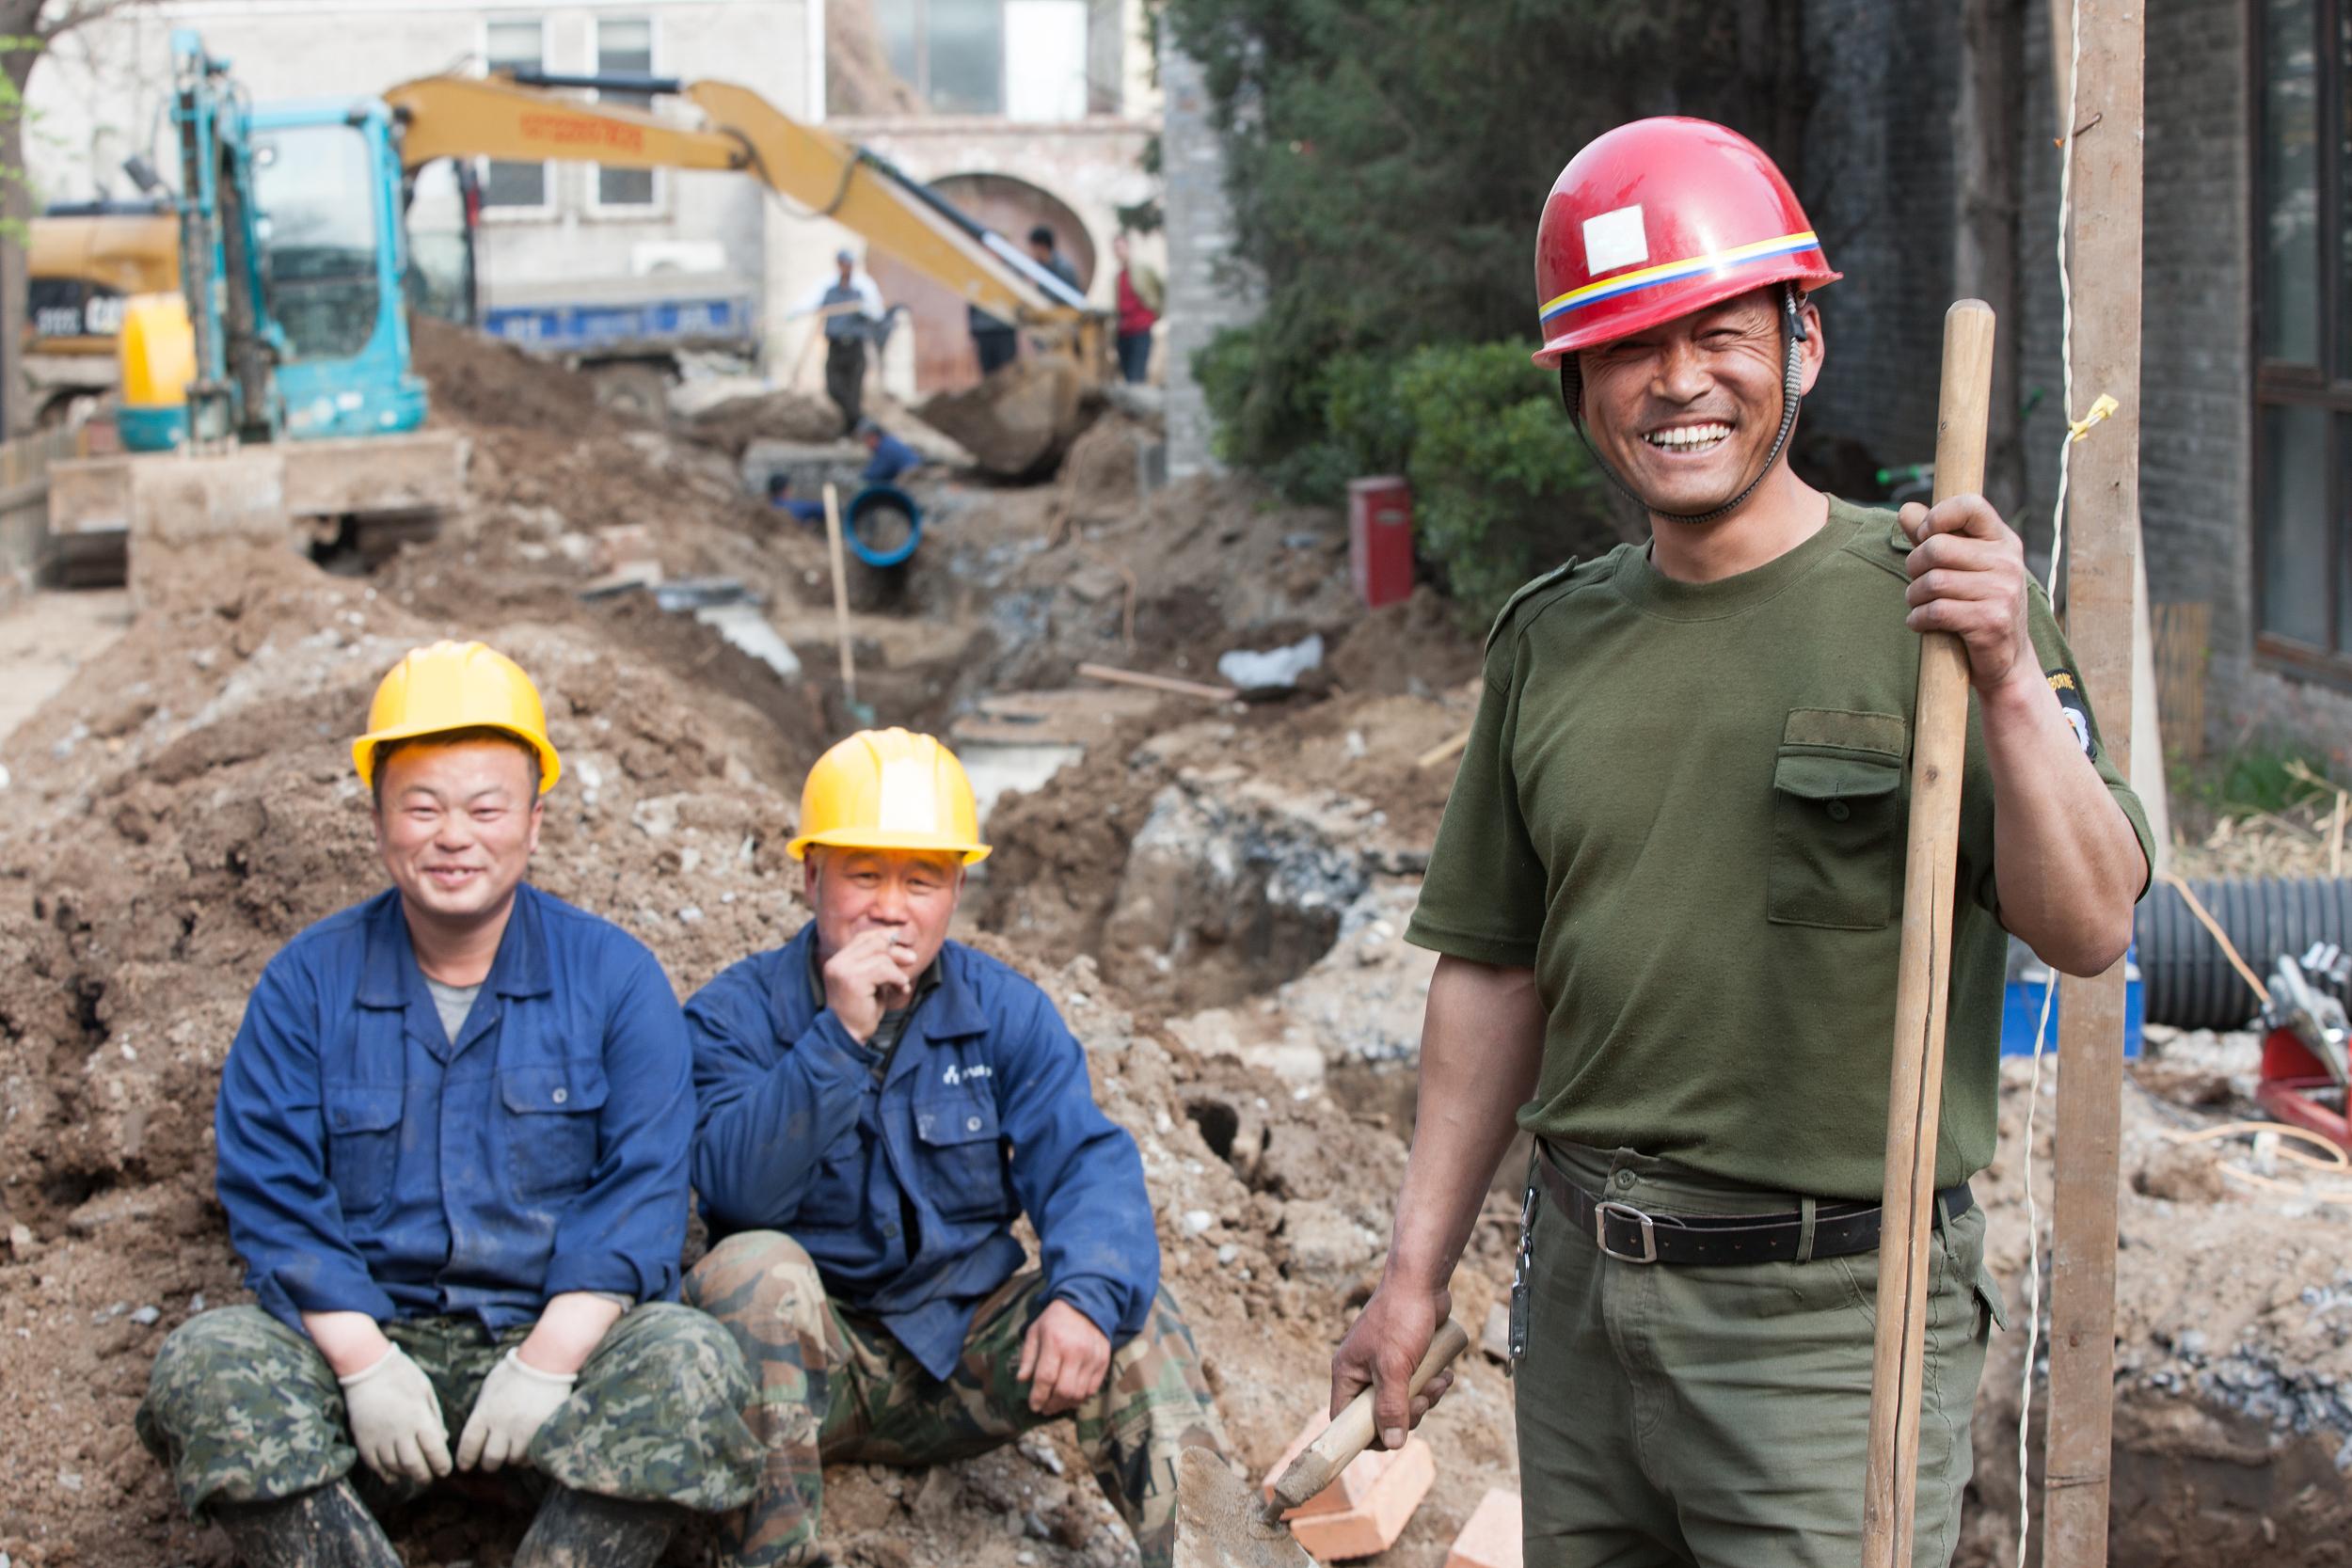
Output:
[
  {"xmin": 1267, "ymin": 1319, "xmax": 1470, "ymax": 1515},
  {"xmin": 1860, "ymin": 299, "xmax": 1996, "ymax": 1568}
]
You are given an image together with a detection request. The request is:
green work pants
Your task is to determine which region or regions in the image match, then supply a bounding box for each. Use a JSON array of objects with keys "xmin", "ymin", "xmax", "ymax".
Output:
[
  {"xmin": 1516, "ymin": 1143, "xmax": 2007, "ymax": 1568},
  {"xmin": 137, "ymin": 1304, "xmax": 761, "ymax": 1524},
  {"xmin": 686, "ymin": 1229, "xmax": 1229, "ymax": 1568}
]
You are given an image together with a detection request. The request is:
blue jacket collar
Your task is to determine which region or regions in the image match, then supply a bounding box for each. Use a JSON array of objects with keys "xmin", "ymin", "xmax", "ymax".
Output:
[{"xmin": 357, "ymin": 884, "xmax": 554, "ymax": 1007}]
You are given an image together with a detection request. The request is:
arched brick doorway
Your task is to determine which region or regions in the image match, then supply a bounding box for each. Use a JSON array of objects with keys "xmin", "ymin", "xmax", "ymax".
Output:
[{"xmin": 866, "ymin": 172, "xmax": 1095, "ymax": 395}]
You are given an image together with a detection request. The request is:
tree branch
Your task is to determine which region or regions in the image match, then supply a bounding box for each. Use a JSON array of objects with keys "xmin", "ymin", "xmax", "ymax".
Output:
[{"xmin": 38, "ymin": 0, "xmax": 151, "ymax": 45}]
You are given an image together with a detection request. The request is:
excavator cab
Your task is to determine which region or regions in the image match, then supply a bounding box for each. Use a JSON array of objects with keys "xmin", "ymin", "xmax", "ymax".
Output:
[
  {"xmin": 246, "ymin": 98, "xmax": 429, "ymax": 440},
  {"xmin": 120, "ymin": 31, "xmax": 434, "ymax": 451}
]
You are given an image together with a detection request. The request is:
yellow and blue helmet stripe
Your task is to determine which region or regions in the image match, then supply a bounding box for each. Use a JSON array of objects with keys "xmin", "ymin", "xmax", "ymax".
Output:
[{"xmin": 1540, "ymin": 230, "xmax": 1824, "ymax": 326}]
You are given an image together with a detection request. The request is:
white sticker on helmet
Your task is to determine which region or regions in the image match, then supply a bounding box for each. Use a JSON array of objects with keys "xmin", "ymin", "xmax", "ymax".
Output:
[
  {"xmin": 1583, "ymin": 205, "xmax": 1648, "ymax": 276},
  {"xmin": 875, "ymin": 755, "xmax": 936, "ymax": 831}
]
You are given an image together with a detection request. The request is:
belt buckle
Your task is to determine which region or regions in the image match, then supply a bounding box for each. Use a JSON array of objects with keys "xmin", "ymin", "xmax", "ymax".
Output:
[{"xmin": 1593, "ymin": 1199, "xmax": 1660, "ymax": 1264}]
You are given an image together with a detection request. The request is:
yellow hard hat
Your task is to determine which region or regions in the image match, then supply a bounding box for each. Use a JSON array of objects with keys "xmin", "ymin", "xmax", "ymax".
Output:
[
  {"xmin": 352, "ymin": 640, "xmax": 562, "ymax": 794},
  {"xmin": 787, "ymin": 728, "xmax": 990, "ymax": 864}
]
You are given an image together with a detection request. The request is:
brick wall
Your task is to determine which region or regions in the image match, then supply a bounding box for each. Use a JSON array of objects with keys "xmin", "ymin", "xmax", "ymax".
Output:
[
  {"xmin": 1158, "ymin": 22, "xmax": 1263, "ymax": 481},
  {"xmin": 1806, "ymin": 0, "xmax": 2352, "ymax": 749},
  {"xmin": 1798, "ymin": 0, "xmax": 1963, "ymax": 472}
]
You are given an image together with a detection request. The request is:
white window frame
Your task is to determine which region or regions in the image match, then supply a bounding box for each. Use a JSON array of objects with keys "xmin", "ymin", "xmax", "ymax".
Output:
[
  {"xmin": 584, "ymin": 12, "xmax": 668, "ymax": 219},
  {"xmin": 479, "ymin": 12, "xmax": 557, "ymax": 223}
]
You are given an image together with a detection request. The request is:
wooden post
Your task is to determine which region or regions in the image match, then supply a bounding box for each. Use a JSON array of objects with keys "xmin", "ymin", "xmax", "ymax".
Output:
[
  {"xmin": 821, "ymin": 482, "xmax": 859, "ymax": 708},
  {"xmin": 1862, "ymin": 300, "xmax": 1997, "ymax": 1568},
  {"xmin": 2042, "ymin": 0, "xmax": 2143, "ymax": 1563}
]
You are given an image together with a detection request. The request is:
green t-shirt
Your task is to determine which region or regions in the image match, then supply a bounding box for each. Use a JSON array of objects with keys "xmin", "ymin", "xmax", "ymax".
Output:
[{"xmin": 1404, "ymin": 499, "xmax": 2153, "ymax": 1199}]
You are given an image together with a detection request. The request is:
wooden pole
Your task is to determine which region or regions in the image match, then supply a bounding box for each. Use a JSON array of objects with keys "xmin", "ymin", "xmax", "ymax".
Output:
[
  {"xmin": 1862, "ymin": 299, "xmax": 1997, "ymax": 1568},
  {"xmin": 1074, "ymin": 662, "xmax": 1238, "ymax": 702},
  {"xmin": 821, "ymin": 482, "xmax": 859, "ymax": 708},
  {"xmin": 2042, "ymin": 0, "xmax": 2142, "ymax": 1561}
]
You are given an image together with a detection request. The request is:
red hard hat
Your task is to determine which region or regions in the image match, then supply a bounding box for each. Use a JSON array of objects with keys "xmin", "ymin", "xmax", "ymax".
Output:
[{"xmin": 1532, "ymin": 118, "xmax": 1839, "ymax": 368}]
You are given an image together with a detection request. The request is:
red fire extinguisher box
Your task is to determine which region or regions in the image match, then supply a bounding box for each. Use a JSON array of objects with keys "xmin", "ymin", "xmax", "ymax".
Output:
[{"xmin": 1347, "ymin": 476, "xmax": 1415, "ymax": 610}]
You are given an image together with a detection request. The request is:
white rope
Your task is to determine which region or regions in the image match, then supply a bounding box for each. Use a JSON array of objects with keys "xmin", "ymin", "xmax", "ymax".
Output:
[
  {"xmin": 2015, "ymin": 969, "xmax": 2057, "ymax": 1568},
  {"xmin": 2019, "ymin": 9, "xmax": 2087, "ymax": 1561},
  {"xmin": 2046, "ymin": 6, "xmax": 2086, "ymax": 601}
]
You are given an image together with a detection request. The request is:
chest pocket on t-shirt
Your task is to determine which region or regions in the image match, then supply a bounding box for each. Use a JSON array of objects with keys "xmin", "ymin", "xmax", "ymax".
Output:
[{"xmin": 1767, "ymin": 708, "xmax": 1907, "ymax": 930}]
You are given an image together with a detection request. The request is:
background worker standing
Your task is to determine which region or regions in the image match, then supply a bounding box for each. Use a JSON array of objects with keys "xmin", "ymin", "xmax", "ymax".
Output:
[
  {"xmin": 1111, "ymin": 232, "xmax": 1163, "ymax": 385},
  {"xmin": 135, "ymin": 641, "xmax": 761, "ymax": 1568},
  {"xmin": 970, "ymin": 224, "xmax": 1084, "ymax": 376},
  {"xmin": 682, "ymin": 729, "xmax": 1227, "ymax": 1568},
  {"xmin": 790, "ymin": 248, "xmax": 886, "ymax": 433},
  {"xmin": 1329, "ymin": 119, "xmax": 2153, "ymax": 1567}
]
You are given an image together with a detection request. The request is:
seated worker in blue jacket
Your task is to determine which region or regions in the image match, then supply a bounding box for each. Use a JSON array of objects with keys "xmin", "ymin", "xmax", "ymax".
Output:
[
  {"xmin": 683, "ymin": 728, "xmax": 1228, "ymax": 1568},
  {"xmin": 765, "ymin": 421, "xmax": 923, "ymax": 526},
  {"xmin": 136, "ymin": 641, "xmax": 760, "ymax": 1568}
]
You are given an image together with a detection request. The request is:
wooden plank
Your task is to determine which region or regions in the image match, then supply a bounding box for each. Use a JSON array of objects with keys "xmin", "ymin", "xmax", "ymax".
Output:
[
  {"xmin": 1075, "ymin": 662, "xmax": 1237, "ymax": 702},
  {"xmin": 2042, "ymin": 1, "xmax": 2143, "ymax": 1563}
]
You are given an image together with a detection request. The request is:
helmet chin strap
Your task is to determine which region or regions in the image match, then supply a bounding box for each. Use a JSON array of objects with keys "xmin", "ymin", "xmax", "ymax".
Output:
[{"xmin": 1559, "ymin": 284, "xmax": 1809, "ymax": 528}]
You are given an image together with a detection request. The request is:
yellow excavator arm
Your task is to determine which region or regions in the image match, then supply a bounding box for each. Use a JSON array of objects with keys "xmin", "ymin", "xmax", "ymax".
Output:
[{"xmin": 380, "ymin": 71, "xmax": 1087, "ymax": 331}]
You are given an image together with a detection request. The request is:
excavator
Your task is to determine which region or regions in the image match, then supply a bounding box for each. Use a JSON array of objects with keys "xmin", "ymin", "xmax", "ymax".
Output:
[
  {"xmin": 46, "ymin": 33, "xmax": 1110, "ymax": 585},
  {"xmin": 379, "ymin": 65, "xmax": 1107, "ymax": 471}
]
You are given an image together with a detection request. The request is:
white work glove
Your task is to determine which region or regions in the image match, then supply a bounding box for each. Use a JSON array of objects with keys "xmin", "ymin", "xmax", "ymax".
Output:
[
  {"xmin": 339, "ymin": 1344, "xmax": 453, "ymax": 1486},
  {"xmin": 455, "ymin": 1349, "xmax": 578, "ymax": 1472}
]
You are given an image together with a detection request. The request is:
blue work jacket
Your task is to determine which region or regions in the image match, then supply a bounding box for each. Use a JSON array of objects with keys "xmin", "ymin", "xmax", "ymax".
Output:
[
  {"xmin": 215, "ymin": 885, "xmax": 694, "ymax": 1334},
  {"xmin": 688, "ymin": 927, "xmax": 1157, "ymax": 1380},
  {"xmin": 863, "ymin": 434, "xmax": 920, "ymax": 486}
]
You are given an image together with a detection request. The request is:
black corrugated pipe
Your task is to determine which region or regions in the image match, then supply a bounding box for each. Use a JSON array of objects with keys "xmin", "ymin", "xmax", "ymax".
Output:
[{"xmin": 2136, "ymin": 877, "xmax": 2352, "ymax": 1031}]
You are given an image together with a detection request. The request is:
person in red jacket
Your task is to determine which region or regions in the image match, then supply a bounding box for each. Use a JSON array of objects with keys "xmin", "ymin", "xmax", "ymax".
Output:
[{"xmin": 1112, "ymin": 232, "xmax": 1163, "ymax": 385}]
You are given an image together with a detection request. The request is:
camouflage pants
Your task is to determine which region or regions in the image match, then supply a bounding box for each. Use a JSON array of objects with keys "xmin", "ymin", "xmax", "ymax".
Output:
[
  {"xmin": 135, "ymin": 1303, "xmax": 762, "ymax": 1524},
  {"xmin": 685, "ymin": 1230, "xmax": 1230, "ymax": 1568}
]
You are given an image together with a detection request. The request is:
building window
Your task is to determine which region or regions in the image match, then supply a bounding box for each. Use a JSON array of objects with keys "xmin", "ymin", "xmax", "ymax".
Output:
[
  {"xmin": 2253, "ymin": 0, "xmax": 2352, "ymax": 674},
  {"xmin": 483, "ymin": 18, "xmax": 550, "ymax": 213},
  {"xmin": 874, "ymin": 0, "xmax": 1120, "ymax": 119},
  {"xmin": 594, "ymin": 17, "xmax": 659, "ymax": 210}
]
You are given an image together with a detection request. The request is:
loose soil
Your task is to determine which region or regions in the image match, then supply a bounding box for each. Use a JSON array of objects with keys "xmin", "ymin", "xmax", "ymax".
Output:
[{"xmin": 0, "ymin": 323, "xmax": 2339, "ymax": 1568}]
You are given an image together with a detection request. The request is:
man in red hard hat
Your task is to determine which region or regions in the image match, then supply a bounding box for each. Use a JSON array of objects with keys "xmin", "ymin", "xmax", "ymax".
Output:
[{"xmin": 1331, "ymin": 119, "xmax": 2153, "ymax": 1565}]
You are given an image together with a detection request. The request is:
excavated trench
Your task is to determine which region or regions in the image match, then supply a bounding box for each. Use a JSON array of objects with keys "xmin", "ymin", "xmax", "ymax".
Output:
[{"xmin": 8, "ymin": 338, "xmax": 2339, "ymax": 1567}]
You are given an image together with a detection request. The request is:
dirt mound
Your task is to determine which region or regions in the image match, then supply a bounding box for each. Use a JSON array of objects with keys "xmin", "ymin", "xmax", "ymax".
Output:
[
  {"xmin": 1327, "ymin": 586, "xmax": 1485, "ymax": 698},
  {"xmin": 1057, "ymin": 411, "xmax": 1156, "ymax": 526},
  {"xmin": 917, "ymin": 357, "xmax": 1097, "ymax": 480},
  {"xmin": 0, "ymin": 553, "xmax": 838, "ymax": 1565},
  {"xmin": 682, "ymin": 388, "xmax": 850, "ymax": 458},
  {"xmin": 1956, "ymin": 1053, "xmax": 2352, "ymax": 1567},
  {"xmin": 0, "ymin": 545, "xmax": 1518, "ymax": 1568},
  {"xmin": 411, "ymin": 316, "xmax": 616, "ymax": 436}
]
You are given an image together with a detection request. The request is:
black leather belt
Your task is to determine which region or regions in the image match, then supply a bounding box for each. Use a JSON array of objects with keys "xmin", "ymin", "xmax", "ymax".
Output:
[{"xmin": 1536, "ymin": 1149, "xmax": 1974, "ymax": 1266}]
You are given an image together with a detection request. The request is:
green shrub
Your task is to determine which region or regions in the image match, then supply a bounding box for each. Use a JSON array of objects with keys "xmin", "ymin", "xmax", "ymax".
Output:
[
  {"xmin": 1161, "ymin": 0, "xmax": 1809, "ymax": 536},
  {"xmin": 1391, "ymin": 341, "xmax": 1610, "ymax": 627},
  {"xmin": 2176, "ymin": 739, "xmax": 2343, "ymax": 820},
  {"xmin": 1200, "ymin": 331, "xmax": 1616, "ymax": 628}
]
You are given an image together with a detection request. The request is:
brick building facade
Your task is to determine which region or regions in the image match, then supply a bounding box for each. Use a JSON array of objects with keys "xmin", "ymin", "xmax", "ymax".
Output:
[{"xmin": 1804, "ymin": 0, "xmax": 2351, "ymax": 753}]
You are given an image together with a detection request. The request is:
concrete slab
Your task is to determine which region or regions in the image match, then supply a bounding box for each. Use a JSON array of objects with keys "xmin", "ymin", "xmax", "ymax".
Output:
[
  {"xmin": 0, "ymin": 585, "xmax": 132, "ymax": 752},
  {"xmin": 691, "ymin": 600, "xmax": 804, "ymax": 682},
  {"xmin": 958, "ymin": 739, "xmax": 1087, "ymax": 828}
]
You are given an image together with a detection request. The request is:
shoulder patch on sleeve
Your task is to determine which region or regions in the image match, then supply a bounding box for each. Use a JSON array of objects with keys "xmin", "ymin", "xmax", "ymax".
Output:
[
  {"xmin": 2046, "ymin": 667, "xmax": 2096, "ymax": 757},
  {"xmin": 1484, "ymin": 558, "xmax": 1581, "ymax": 654}
]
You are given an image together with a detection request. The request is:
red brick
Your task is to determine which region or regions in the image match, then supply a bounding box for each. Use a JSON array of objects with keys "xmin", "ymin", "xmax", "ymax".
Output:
[
  {"xmin": 1259, "ymin": 1415, "xmax": 1436, "ymax": 1561},
  {"xmin": 1444, "ymin": 1487, "xmax": 1521, "ymax": 1568}
]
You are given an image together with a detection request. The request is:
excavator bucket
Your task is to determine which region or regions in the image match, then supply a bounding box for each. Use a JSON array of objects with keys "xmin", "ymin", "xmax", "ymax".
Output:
[{"xmin": 914, "ymin": 355, "xmax": 1098, "ymax": 481}]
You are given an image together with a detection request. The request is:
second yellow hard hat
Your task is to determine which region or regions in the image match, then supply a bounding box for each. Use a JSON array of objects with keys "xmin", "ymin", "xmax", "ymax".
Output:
[{"xmin": 787, "ymin": 728, "xmax": 990, "ymax": 864}]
